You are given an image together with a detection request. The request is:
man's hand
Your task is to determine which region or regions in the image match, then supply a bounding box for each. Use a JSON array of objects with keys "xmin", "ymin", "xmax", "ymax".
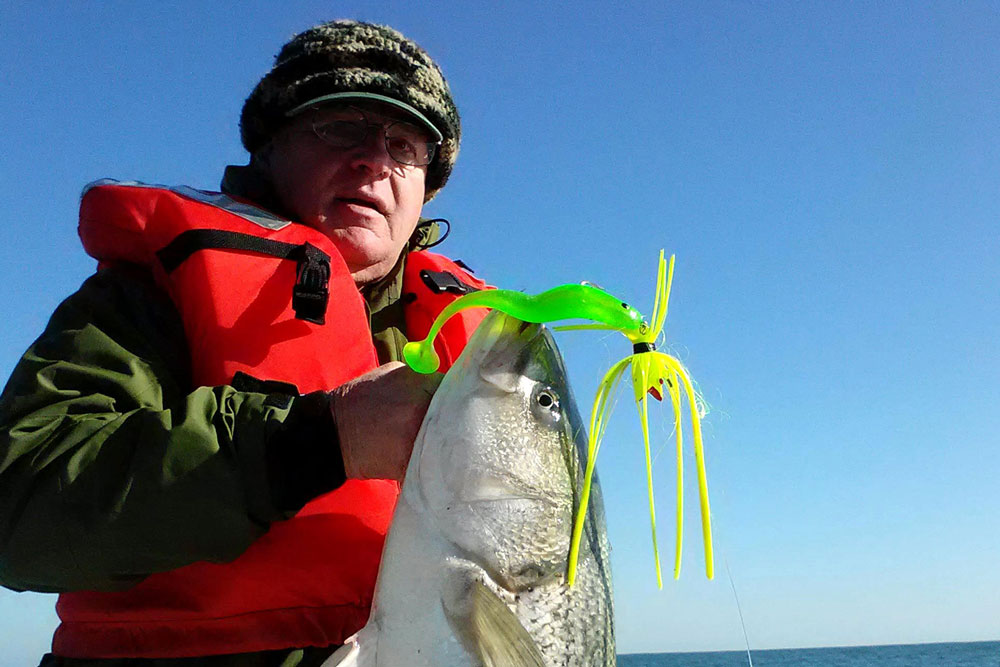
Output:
[{"xmin": 330, "ymin": 361, "xmax": 444, "ymax": 481}]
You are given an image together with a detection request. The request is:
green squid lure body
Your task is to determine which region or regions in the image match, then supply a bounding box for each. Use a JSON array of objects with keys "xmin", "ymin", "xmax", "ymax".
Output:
[{"xmin": 403, "ymin": 283, "xmax": 645, "ymax": 374}]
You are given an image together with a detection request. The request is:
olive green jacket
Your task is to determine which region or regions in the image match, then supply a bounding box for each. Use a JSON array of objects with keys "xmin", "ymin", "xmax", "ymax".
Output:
[{"xmin": 0, "ymin": 167, "xmax": 446, "ymax": 667}]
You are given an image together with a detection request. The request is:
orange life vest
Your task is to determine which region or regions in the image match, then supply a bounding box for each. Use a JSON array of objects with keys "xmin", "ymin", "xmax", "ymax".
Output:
[{"xmin": 54, "ymin": 180, "xmax": 489, "ymax": 658}]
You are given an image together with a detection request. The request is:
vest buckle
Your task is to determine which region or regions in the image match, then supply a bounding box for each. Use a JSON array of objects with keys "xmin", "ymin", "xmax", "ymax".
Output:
[{"xmin": 293, "ymin": 243, "xmax": 330, "ymax": 324}]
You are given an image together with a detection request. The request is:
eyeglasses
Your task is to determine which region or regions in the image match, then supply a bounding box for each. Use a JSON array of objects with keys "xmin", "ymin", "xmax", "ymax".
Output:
[{"xmin": 309, "ymin": 105, "xmax": 440, "ymax": 167}]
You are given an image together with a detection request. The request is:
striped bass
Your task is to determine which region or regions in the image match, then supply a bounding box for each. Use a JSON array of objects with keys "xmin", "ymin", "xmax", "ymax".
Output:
[{"xmin": 326, "ymin": 311, "xmax": 615, "ymax": 666}]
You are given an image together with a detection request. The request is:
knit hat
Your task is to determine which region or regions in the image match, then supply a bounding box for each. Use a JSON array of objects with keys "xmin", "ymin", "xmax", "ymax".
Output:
[{"xmin": 241, "ymin": 20, "xmax": 460, "ymax": 201}]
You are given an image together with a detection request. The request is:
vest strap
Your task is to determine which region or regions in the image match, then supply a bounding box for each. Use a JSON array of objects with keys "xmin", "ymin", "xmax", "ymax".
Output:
[{"xmin": 155, "ymin": 229, "xmax": 331, "ymax": 324}]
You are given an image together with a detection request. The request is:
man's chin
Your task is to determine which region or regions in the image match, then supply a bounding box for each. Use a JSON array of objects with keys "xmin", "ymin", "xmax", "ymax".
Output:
[
  {"xmin": 327, "ymin": 240, "xmax": 393, "ymax": 285},
  {"xmin": 329, "ymin": 235, "xmax": 378, "ymax": 264}
]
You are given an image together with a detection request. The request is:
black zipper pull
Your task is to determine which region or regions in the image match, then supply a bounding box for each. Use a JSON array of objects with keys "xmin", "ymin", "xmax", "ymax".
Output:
[{"xmin": 293, "ymin": 243, "xmax": 330, "ymax": 324}]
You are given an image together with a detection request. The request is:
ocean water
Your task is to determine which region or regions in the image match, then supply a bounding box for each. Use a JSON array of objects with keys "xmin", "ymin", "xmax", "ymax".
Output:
[{"xmin": 619, "ymin": 640, "xmax": 1000, "ymax": 666}]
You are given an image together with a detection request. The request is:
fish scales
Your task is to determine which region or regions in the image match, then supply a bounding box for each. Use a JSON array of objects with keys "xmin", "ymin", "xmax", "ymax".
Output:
[{"xmin": 325, "ymin": 312, "xmax": 615, "ymax": 666}]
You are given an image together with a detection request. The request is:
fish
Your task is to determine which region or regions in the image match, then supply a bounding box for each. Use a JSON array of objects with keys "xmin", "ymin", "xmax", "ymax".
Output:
[{"xmin": 325, "ymin": 311, "xmax": 615, "ymax": 666}]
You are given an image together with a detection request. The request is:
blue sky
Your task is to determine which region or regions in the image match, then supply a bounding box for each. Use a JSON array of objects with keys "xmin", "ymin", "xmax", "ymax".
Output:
[{"xmin": 1, "ymin": 1, "xmax": 998, "ymax": 663}]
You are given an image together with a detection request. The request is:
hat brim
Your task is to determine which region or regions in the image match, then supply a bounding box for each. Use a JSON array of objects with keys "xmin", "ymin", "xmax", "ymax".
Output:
[{"xmin": 286, "ymin": 92, "xmax": 444, "ymax": 142}]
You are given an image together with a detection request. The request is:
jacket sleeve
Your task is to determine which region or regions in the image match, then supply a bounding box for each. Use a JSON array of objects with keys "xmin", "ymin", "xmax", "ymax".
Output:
[{"xmin": 0, "ymin": 265, "xmax": 345, "ymax": 593}]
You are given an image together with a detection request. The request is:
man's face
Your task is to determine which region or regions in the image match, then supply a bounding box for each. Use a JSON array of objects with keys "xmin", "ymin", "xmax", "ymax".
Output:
[{"xmin": 265, "ymin": 101, "xmax": 430, "ymax": 285}]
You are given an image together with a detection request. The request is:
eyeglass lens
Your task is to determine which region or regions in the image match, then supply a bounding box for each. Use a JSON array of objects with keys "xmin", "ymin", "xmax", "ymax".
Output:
[{"xmin": 312, "ymin": 106, "xmax": 437, "ymax": 166}]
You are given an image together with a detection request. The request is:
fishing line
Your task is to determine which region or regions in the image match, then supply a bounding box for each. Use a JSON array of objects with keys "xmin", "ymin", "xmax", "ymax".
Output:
[
  {"xmin": 703, "ymin": 450, "xmax": 754, "ymax": 667},
  {"xmin": 723, "ymin": 552, "xmax": 754, "ymax": 667},
  {"xmin": 662, "ymin": 385, "xmax": 749, "ymax": 665},
  {"xmin": 645, "ymin": 401, "xmax": 753, "ymax": 666}
]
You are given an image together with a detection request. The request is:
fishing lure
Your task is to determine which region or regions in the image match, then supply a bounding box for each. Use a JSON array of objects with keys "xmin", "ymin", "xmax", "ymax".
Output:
[
  {"xmin": 401, "ymin": 256, "xmax": 713, "ymax": 588},
  {"xmin": 566, "ymin": 251, "xmax": 714, "ymax": 587},
  {"xmin": 402, "ymin": 283, "xmax": 645, "ymax": 374}
]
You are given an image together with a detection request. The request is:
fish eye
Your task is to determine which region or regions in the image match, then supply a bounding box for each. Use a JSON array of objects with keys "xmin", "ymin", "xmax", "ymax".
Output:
[
  {"xmin": 531, "ymin": 386, "xmax": 561, "ymax": 425},
  {"xmin": 537, "ymin": 391, "xmax": 555, "ymax": 408}
]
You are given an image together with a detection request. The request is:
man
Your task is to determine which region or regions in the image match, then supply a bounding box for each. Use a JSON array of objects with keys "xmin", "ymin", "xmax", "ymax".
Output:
[{"xmin": 0, "ymin": 20, "xmax": 487, "ymax": 666}]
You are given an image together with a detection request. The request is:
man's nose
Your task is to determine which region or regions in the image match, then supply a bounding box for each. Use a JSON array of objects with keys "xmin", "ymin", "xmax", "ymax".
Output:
[{"xmin": 348, "ymin": 128, "xmax": 393, "ymax": 175}]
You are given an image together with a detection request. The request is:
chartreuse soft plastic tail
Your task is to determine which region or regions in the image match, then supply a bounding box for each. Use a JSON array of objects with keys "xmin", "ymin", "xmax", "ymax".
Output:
[
  {"xmin": 403, "ymin": 284, "xmax": 645, "ymax": 373},
  {"xmin": 567, "ymin": 251, "xmax": 714, "ymax": 588}
]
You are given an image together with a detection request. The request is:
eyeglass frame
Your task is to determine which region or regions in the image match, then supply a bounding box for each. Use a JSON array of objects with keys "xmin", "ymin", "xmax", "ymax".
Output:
[{"xmin": 303, "ymin": 104, "xmax": 441, "ymax": 167}]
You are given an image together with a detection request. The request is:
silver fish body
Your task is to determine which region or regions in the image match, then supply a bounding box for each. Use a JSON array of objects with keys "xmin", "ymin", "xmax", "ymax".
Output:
[{"xmin": 327, "ymin": 312, "xmax": 615, "ymax": 666}]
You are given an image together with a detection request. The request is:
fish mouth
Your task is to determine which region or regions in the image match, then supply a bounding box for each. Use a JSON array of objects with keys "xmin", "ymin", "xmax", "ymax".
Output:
[
  {"xmin": 488, "ymin": 312, "xmax": 539, "ymax": 338},
  {"xmin": 475, "ymin": 314, "xmax": 544, "ymax": 393},
  {"xmin": 452, "ymin": 476, "xmax": 565, "ymax": 508}
]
